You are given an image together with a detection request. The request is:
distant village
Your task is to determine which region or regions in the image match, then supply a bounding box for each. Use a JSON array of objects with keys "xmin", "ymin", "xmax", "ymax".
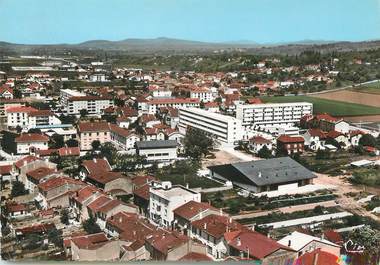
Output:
[{"xmin": 1, "ymin": 53, "xmax": 380, "ymax": 264}]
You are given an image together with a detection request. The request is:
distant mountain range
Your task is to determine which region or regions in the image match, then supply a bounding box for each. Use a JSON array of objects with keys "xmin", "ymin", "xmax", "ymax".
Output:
[{"xmin": 0, "ymin": 37, "xmax": 379, "ymax": 54}]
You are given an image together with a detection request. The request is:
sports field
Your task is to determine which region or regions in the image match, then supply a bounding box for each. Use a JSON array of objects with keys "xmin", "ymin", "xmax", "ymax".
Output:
[
  {"xmin": 349, "ymin": 81, "xmax": 380, "ymax": 95},
  {"xmin": 260, "ymin": 95, "xmax": 380, "ymax": 116}
]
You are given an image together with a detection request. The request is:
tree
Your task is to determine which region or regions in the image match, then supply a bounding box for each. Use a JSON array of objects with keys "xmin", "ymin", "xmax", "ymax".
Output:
[
  {"xmin": 11, "ymin": 181, "xmax": 28, "ymax": 197},
  {"xmin": 348, "ymin": 226, "xmax": 380, "ymax": 260},
  {"xmin": 183, "ymin": 127, "xmax": 215, "ymax": 160},
  {"xmin": 25, "ymin": 233, "xmax": 42, "ymax": 250},
  {"xmin": 79, "ymin": 109, "xmax": 88, "ymax": 118},
  {"xmin": 13, "ymin": 88, "xmax": 22, "ymax": 98},
  {"xmin": 316, "ymin": 149, "xmax": 330, "ymax": 160},
  {"xmin": 326, "ymin": 138, "xmax": 340, "ymax": 149},
  {"xmin": 65, "ymin": 138, "xmax": 79, "ymax": 147},
  {"xmin": 359, "ymin": 134, "xmax": 377, "ymax": 147},
  {"xmin": 115, "ymin": 154, "xmax": 146, "ymax": 172},
  {"xmin": 48, "ymin": 228, "xmax": 63, "ymax": 247},
  {"xmin": 91, "ymin": 140, "xmax": 101, "ymax": 150},
  {"xmin": 28, "ymin": 128, "xmax": 42, "ymax": 134},
  {"xmin": 99, "ymin": 142, "xmax": 118, "ymax": 165},
  {"xmin": 60, "ymin": 208, "xmax": 70, "ymax": 225},
  {"xmin": 257, "ymin": 145, "xmax": 272, "ymax": 159},
  {"xmin": 83, "ymin": 217, "xmax": 101, "ymax": 234},
  {"xmin": 49, "ymin": 134, "xmax": 65, "ymax": 149}
]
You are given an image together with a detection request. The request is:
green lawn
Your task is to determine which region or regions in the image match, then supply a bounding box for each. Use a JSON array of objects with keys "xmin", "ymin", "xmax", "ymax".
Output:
[
  {"xmin": 260, "ymin": 95, "xmax": 380, "ymax": 116},
  {"xmin": 350, "ymin": 81, "xmax": 380, "ymax": 95}
]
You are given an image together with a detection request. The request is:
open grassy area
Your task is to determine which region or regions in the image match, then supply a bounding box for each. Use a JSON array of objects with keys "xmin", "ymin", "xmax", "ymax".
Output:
[
  {"xmin": 238, "ymin": 206, "xmax": 342, "ymax": 225},
  {"xmin": 260, "ymin": 95, "xmax": 380, "ymax": 116},
  {"xmin": 350, "ymin": 166, "xmax": 380, "ymax": 187},
  {"xmin": 350, "ymin": 81, "xmax": 380, "ymax": 95}
]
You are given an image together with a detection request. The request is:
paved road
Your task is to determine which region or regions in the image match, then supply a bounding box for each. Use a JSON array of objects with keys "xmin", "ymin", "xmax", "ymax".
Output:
[
  {"xmin": 232, "ymin": 200, "xmax": 338, "ymax": 220},
  {"xmin": 306, "ymin": 79, "xmax": 379, "ymax": 95}
]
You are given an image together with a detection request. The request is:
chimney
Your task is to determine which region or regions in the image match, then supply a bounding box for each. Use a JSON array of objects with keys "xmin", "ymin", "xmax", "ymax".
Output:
[
  {"xmin": 229, "ymin": 217, "xmax": 232, "ymax": 223},
  {"xmin": 236, "ymin": 237, "xmax": 241, "ymax": 246},
  {"xmin": 219, "ymin": 208, "xmax": 223, "ymax": 216},
  {"xmin": 186, "ymin": 183, "xmax": 189, "ymax": 189},
  {"xmin": 119, "ymin": 216, "xmax": 122, "ymax": 223},
  {"xmin": 312, "ymin": 251, "xmax": 319, "ymax": 265},
  {"xmin": 258, "ymin": 172, "xmax": 262, "ymax": 178},
  {"xmin": 93, "ymin": 158, "xmax": 97, "ymax": 163},
  {"xmin": 288, "ymin": 240, "xmax": 291, "ymax": 247},
  {"xmin": 203, "ymin": 223, "xmax": 207, "ymax": 230},
  {"xmin": 251, "ymin": 225, "xmax": 255, "ymax": 231}
]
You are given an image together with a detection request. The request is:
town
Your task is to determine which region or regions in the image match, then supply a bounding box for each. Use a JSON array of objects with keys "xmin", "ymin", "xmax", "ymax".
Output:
[{"xmin": 1, "ymin": 44, "xmax": 380, "ymax": 265}]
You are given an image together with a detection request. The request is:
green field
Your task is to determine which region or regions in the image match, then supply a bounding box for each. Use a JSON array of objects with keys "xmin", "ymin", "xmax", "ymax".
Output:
[
  {"xmin": 260, "ymin": 95, "xmax": 380, "ymax": 116},
  {"xmin": 350, "ymin": 81, "xmax": 380, "ymax": 95}
]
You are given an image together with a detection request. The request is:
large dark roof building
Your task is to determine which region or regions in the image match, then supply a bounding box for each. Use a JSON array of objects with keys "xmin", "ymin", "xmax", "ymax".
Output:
[{"xmin": 208, "ymin": 157, "xmax": 316, "ymax": 193}]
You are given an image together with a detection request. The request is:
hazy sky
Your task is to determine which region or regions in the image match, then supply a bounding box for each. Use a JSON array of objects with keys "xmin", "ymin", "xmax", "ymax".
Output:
[{"xmin": 0, "ymin": 0, "xmax": 380, "ymax": 44}]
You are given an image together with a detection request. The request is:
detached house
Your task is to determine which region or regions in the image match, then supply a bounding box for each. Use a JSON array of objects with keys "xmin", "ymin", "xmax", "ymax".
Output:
[
  {"xmin": 77, "ymin": 121, "xmax": 110, "ymax": 151},
  {"xmin": 302, "ymin": 129, "xmax": 327, "ymax": 151},
  {"xmin": 110, "ymin": 124, "xmax": 140, "ymax": 152},
  {"xmin": 249, "ymin": 136, "xmax": 273, "ymax": 154},
  {"xmin": 15, "ymin": 133, "xmax": 49, "ymax": 154},
  {"xmin": 36, "ymin": 176, "xmax": 86, "ymax": 209},
  {"xmin": 277, "ymin": 135, "xmax": 305, "ymax": 155},
  {"xmin": 224, "ymin": 230, "xmax": 297, "ymax": 264}
]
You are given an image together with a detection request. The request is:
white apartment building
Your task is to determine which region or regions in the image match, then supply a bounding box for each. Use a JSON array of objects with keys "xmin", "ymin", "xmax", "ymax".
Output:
[
  {"xmin": 139, "ymin": 98, "xmax": 200, "ymax": 114},
  {"xmin": 178, "ymin": 107, "xmax": 243, "ymax": 145},
  {"xmin": 66, "ymin": 96, "xmax": 113, "ymax": 115},
  {"xmin": 190, "ymin": 89, "xmax": 214, "ymax": 103},
  {"xmin": 152, "ymin": 89, "xmax": 172, "ymax": 98},
  {"xmin": 135, "ymin": 140, "xmax": 178, "ymax": 162},
  {"xmin": 60, "ymin": 89, "xmax": 86, "ymax": 106},
  {"xmin": 89, "ymin": 73, "xmax": 107, "ymax": 82},
  {"xmin": 149, "ymin": 181, "xmax": 201, "ymax": 228},
  {"xmin": 236, "ymin": 102, "xmax": 313, "ymax": 128}
]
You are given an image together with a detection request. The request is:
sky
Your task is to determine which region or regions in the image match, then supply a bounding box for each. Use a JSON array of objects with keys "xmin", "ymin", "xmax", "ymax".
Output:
[{"xmin": 0, "ymin": 0, "xmax": 379, "ymax": 44}]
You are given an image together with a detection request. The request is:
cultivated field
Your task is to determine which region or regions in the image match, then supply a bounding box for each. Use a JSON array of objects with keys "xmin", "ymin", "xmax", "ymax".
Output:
[
  {"xmin": 349, "ymin": 81, "xmax": 380, "ymax": 95},
  {"xmin": 311, "ymin": 90, "xmax": 380, "ymax": 108},
  {"xmin": 260, "ymin": 96, "xmax": 380, "ymax": 116}
]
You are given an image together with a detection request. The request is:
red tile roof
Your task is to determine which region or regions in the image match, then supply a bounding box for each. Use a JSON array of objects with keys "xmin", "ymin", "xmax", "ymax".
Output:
[
  {"xmin": 179, "ymin": 252, "xmax": 212, "ymax": 261},
  {"xmin": 70, "ymin": 232, "xmax": 109, "ymax": 250},
  {"xmin": 315, "ymin": 114, "xmax": 340, "ymax": 123},
  {"xmin": 71, "ymin": 185, "xmax": 102, "ymax": 204},
  {"xmin": 0, "ymin": 165, "xmax": 12, "ymax": 175},
  {"xmin": 133, "ymin": 184, "xmax": 150, "ymax": 200},
  {"xmin": 148, "ymin": 98, "xmax": 199, "ymax": 105},
  {"xmin": 28, "ymin": 110, "xmax": 54, "ymax": 117},
  {"xmin": 296, "ymin": 248, "xmax": 340, "ymax": 265},
  {"xmin": 7, "ymin": 202, "xmax": 27, "ymax": 213},
  {"xmin": 77, "ymin": 122, "xmax": 110, "ymax": 132},
  {"xmin": 58, "ymin": 146, "xmax": 80, "ymax": 156},
  {"xmin": 323, "ymin": 230, "xmax": 343, "ymax": 245},
  {"xmin": 87, "ymin": 196, "xmax": 112, "ymax": 212},
  {"xmin": 326, "ymin": 130, "xmax": 344, "ymax": 139},
  {"xmin": 38, "ymin": 176, "xmax": 85, "ymax": 192},
  {"xmin": 225, "ymin": 230, "xmax": 293, "ymax": 260},
  {"xmin": 16, "ymin": 223, "xmax": 55, "ymax": 235},
  {"xmin": 15, "ymin": 133, "xmax": 49, "ymax": 143},
  {"xmin": 6, "ymin": 106, "xmax": 37, "ymax": 113},
  {"xmin": 277, "ymin": 135, "xmax": 305, "ymax": 144},
  {"xmin": 68, "ymin": 95, "xmax": 112, "ymax": 101},
  {"xmin": 173, "ymin": 201, "xmax": 217, "ymax": 221},
  {"xmin": 307, "ymin": 128, "xmax": 327, "ymax": 139},
  {"xmin": 88, "ymin": 171, "xmax": 124, "ymax": 185},
  {"xmin": 146, "ymin": 230, "xmax": 189, "ymax": 254},
  {"xmin": 191, "ymin": 214, "xmax": 246, "ymax": 239},
  {"xmin": 132, "ymin": 175, "xmax": 155, "ymax": 188},
  {"xmin": 109, "ymin": 123, "xmax": 135, "ymax": 138},
  {"xmin": 14, "ymin": 155, "xmax": 41, "ymax": 169},
  {"xmin": 107, "ymin": 212, "xmax": 155, "ymax": 242},
  {"xmin": 246, "ymin": 98, "xmax": 263, "ymax": 104},
  {"xmin": 26, "ymin": 167, "xmax": 56, "ymax": 181},
  {"xmin": 249, "ymin": 136, "xmax": 271, "ymax": 144},
  {"xmin": 82, "ymin": 158, "xmax": 111, "ymax": 174}
]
